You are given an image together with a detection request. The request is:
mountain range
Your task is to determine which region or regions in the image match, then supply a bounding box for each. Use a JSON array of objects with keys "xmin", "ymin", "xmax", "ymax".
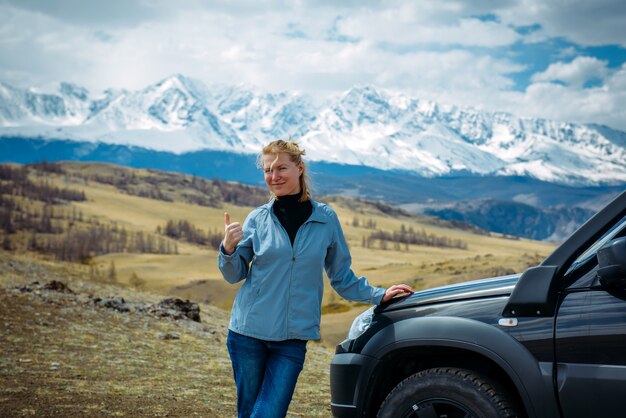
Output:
[
  {"xmin": 2, "ymin": 74, "xmax": 626, "ymax": 186},
  {"xmin": 1, "ymin": 74, "xmax": 625, "ymax": 241}
]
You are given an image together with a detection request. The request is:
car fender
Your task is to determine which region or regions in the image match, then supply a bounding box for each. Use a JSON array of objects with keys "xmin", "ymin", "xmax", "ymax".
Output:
[{"xmin": 361, "ymin": 316, "xmax": 559, "ymax": 418}]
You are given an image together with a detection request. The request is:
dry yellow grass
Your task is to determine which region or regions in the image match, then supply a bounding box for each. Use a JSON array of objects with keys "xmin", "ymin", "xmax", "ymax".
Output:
[{"xmin": 28, "ymin": 163, "xmax": 555, "ymax": 346}]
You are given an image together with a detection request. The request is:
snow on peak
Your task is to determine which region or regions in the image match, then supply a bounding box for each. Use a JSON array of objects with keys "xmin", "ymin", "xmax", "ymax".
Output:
[{"xmin": 0, "ymin": 76, "xmax": 625, "ymax": 185}]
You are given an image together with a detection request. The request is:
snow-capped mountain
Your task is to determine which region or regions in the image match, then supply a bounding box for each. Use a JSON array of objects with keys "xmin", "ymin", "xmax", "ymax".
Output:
[{"xmin": 1, "ymin": 74, "xmax": 625, "ymax": 186}]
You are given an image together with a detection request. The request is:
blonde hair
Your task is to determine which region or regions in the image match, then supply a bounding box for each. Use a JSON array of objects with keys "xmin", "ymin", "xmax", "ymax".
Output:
[{"xmin": 259, "ymin": 140, "xmax": 311, "ymax": 202}]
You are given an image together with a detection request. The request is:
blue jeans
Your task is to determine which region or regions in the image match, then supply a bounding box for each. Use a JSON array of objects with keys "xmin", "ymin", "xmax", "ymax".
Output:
[{"xmin": 226, "ymin": 330, "xmax": 307, "ymax": 418}]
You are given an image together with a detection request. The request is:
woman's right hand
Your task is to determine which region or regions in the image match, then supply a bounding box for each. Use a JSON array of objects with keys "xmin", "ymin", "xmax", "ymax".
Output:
[{"xmin": 222, "ymin": 212, "xmax": 243, "ymax": 255}]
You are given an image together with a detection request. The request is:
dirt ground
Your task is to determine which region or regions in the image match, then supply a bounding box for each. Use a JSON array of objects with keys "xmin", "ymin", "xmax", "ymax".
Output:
[{"xmin": 0, "ymin": 255, "xmax": 334, "ymax": 417}]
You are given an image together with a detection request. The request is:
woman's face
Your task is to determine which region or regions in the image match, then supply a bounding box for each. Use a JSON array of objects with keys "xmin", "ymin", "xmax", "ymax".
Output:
[{"xmin": 263, "ymin": 152, "xmax": 302, "ymax": 197}]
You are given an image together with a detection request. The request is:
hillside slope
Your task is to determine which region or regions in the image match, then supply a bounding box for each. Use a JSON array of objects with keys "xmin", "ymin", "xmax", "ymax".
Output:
[
  {"xmin": 0, "ymin": 161, "xmax": 555, "ymax": 346},
  {"xmin": 0, "ymin": 253, "xmax": 333, "ymax": 417}
]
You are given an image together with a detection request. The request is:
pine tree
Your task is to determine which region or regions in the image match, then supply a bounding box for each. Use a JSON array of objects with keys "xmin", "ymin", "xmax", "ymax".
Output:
[
  {"xmin": 2, "ymin": 234, "xmax": 12, "ymax": 251},
  {"xmin": 129, "ymin": 272, "xmax": 146, "ymax": 289},
  {"xmin": 107, "ymin": 260, "xmax": 117, "ymax": 283}
]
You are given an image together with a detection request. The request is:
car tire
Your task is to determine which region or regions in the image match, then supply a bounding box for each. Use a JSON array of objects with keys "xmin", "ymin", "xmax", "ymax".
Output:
[{"xmin": 377, "ymin": 367, "xmax": 520, "ymax": 418}]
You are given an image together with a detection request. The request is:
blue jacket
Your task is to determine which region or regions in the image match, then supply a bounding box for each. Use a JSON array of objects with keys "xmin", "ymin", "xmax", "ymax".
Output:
[{"xmin": 218, "ymin": 199, "xmax": 385, "ymax": 341}]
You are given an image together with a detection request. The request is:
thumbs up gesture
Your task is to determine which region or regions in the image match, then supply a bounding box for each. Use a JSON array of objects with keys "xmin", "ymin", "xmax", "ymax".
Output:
[{"xmin": 222, "ymin": 212, "xmax": 243, "ymax": 255}]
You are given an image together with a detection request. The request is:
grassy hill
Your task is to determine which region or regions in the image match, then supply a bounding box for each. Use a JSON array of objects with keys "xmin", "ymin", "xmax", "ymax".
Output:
[
  {"xmin": 0, "ymin": 161, "xmax": 556, "ymax": 416},
  {"xmin": 0, "ymin": 161, "xmax": 555, "ymax": 346}
]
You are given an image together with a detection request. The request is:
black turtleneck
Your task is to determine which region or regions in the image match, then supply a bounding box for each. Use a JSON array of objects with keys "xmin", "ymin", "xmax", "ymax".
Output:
[{"xmin": 272, "ymin": 192, "xmax": 313, "ymax": 246}]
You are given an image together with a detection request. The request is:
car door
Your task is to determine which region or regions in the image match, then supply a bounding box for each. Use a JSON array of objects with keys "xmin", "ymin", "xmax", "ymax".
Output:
[{"xmin": 554, "ymin": 216, "xmax": 626, "ymax": 417}]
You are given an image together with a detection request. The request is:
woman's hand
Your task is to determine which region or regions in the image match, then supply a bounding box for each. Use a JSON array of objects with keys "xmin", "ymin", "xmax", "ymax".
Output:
[
  {"xmin": 381, "ymin": 284, "xmax": 414, "ymax": 303},
  {"xmin": 222, "ymin": 212, "xmax": 243, "ymax": 255}
]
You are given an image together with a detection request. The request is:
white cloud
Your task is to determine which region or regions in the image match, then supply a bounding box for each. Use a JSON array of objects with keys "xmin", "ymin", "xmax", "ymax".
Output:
[
  {"xmin": 531, "ymin": 56, "xmax": 610, "ymax": 88},
  {"xmin": 0, "ymin": 0, "xmax": 172, "ymax": 28},
  {"xmin": 499, "ymin": 0, "xmax": 626, "ymax": 47},
  {"xmin": 490, "ymin": 63, "xmax": 626, "ymax": 130},
  {"xmin": 0, "ymin": 1, "xmax": 625, "ymax": 131},
  {"xmin": 336, "ymin": 3, "xmax": 520, "ymax": 47}
]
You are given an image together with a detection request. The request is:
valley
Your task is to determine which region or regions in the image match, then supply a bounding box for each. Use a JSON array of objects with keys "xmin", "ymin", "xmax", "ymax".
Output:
[{"xmin": 0, "ymin": 161, "xmax": 554, "ymax": 346}]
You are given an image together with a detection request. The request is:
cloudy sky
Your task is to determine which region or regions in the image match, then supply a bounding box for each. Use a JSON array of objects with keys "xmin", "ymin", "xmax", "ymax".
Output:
[{"xmin": 1, "ymin": 0, "xmax": 626, "ymax": 131}]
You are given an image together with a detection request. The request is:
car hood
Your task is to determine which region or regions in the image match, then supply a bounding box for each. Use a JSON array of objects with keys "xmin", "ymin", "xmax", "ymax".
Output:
[{"xmin": 379, "ymin": 274, "xmax": 521, "ymax": 313}]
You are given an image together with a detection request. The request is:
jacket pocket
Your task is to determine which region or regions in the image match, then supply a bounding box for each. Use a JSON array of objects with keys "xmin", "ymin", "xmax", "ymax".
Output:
[{"xmin": 240, "ymin": 262, "xmax": 263, "ymax": 328}]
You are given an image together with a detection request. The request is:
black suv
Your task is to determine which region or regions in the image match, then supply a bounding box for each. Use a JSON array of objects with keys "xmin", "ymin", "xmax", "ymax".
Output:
[{"xmin": 330, "ymin": 190, "xmax": 626, "ymax": 418}]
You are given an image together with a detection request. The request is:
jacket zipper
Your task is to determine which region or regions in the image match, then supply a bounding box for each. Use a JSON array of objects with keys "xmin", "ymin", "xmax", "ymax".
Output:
[
  {"xmin": 270, "ymin": 205, "xmax": 317, "ymax": 339},
  {"xmin": 279, "ymin": 214, "xmax": 311, "ymax": 340}
]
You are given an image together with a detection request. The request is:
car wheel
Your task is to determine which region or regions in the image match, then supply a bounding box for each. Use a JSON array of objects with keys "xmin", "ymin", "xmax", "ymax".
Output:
[{"xmin": 377, "ymin": 367, "xmax": 520, "ymax": 418}]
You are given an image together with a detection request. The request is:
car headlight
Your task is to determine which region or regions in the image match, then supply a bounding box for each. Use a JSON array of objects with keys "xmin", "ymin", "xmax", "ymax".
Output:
[{"xmin": 348, "ymin": 306, "xmax": 375, "ymax": 340}]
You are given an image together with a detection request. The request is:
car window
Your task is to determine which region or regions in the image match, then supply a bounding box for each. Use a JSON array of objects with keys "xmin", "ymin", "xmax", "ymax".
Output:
[{"xmin": 565, "ymin": 214, "xmax": 626, "ymax": 277}]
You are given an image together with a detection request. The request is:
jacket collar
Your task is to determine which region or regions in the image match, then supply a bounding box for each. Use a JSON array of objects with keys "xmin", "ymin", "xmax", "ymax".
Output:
[{"xmin": 263, "ymin": 198, "xmax": 328, "ymax": 224}]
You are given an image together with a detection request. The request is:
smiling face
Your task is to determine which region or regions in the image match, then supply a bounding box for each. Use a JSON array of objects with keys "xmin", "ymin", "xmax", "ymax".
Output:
[{"xmin": 263, "ymin": 152, "xmax": 303, "ymax": 197}]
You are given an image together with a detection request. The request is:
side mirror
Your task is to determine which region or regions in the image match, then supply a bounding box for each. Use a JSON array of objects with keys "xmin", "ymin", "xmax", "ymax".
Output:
[{"xmin": 597, "ymin": 237, "xmax": 626, "ymax": 289}]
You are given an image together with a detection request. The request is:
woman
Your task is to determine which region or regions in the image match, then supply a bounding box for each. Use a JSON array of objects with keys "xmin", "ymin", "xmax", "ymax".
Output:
[{"xmin": 218, "ymin": 140, "xmax": 413, "ymax": 418}]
